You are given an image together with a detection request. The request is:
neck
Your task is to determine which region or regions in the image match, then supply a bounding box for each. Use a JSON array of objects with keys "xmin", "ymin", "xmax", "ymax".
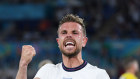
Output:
[
  {"xmin": 62, "ymin": 52, "xmax": 83, "ymax": 68},
  {"xmin": 126, "ymin": 69, "xmax": 136, "ymax": 75}
]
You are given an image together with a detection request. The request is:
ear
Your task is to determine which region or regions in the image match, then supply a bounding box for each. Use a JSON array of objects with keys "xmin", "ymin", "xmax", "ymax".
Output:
[
  {"xmin": 56, "ymin": 38, "xmax": 59, "ymax": 44},
  {"xmin": 82, "ymin": 37, "xmax": 88, "ymax": 47},
  {"xmin": 56, "ymin": 38, "xmax": 60, "ymax": 47}
]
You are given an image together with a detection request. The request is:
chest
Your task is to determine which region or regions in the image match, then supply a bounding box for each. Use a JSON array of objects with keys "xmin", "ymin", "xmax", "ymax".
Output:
[{"xmin": 49, "ymin": 70, "xmax": 97, "ymax": 79}]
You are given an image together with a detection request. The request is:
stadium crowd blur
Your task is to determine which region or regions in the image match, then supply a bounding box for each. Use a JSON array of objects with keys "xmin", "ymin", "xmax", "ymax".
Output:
[{"xmin": 0, "ymin": 0, "xmax": 140, "ymax": 79}]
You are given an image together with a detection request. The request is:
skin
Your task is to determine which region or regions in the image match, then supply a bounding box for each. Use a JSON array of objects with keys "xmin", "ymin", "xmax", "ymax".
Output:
[
  {"xmin": 16, "ymin": 45, "xmax": 36, "ymax": 79},
  {"xmin": 57, "ymin": 22, "xmax": 88, "ymax": 68},
  {"xmin": 126, "ymin": 61, "xmax": 139, "ymax": 75},
  {"xmin": 16, "ymin": 22, "xmax": 88, "ymax": 79}
]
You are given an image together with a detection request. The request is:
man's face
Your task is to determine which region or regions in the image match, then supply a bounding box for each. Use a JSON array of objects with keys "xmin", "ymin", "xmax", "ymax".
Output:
[
  {"xmin": 57, "ymin": 22, "xmax": 88, "ymax": 57},
  {"xmin": 133, "ymin": 61, "xmax": 139, "ymax": 72}
]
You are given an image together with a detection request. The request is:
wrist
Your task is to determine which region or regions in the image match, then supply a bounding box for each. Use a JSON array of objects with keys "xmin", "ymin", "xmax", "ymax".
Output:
[{"xmin": 19, "ymin": 60, "xmax": 28, "ymax": 68}]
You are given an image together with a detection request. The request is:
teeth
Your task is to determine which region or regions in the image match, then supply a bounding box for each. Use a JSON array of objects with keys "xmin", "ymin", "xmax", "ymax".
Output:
[{"xmin": 66, "ymin": 42, "xmax": 74, "ymax": 45}]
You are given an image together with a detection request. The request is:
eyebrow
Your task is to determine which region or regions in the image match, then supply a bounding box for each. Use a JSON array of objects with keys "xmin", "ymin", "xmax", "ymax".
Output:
[
  {"xmin": 72, "ymin": 30, "xmax": 78, "ymax": 32},
  {"xmin": 61, "ymin": 29, "xmax": 79, "ymax": 32},
  {"xmin": 60, "ymin": 30, "xmax": 67, "ymax": 33}
]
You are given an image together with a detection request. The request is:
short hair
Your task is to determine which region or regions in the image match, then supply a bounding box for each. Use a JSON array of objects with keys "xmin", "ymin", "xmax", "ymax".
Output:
[{"xmin": 58, "ymin": 14, "xmax": 86, "ymax": 36}]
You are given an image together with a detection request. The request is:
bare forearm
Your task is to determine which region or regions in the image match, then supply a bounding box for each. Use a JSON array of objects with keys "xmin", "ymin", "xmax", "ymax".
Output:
[
  {"xmin": 16, "ymin": 45, "xmax": 36, "ymax": 79},
  {"xmin": 16, "ymin": 64, "xmax": 28, "ymax": 79}
]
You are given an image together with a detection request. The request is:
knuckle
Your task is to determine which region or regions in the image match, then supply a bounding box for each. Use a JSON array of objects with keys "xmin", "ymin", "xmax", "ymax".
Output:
[{"xmin": 23, "ymin": 45, "xmax": 32, "ymax": 48}]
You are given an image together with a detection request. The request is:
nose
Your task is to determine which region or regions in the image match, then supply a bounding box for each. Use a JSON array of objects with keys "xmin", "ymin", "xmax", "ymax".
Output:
[
  {"xmin": 66, "ymin": 33, "xmax": 72, "ymax": 38},
  {"xmin": 66, "ymin": 35, "xmax": 72, "ymax": 39}
]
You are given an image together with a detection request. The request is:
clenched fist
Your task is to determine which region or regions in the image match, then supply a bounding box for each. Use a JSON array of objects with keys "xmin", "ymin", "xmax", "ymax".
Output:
[{"xmin": 19, "ymin": 45, "xmax": 36, "ymax": 67}]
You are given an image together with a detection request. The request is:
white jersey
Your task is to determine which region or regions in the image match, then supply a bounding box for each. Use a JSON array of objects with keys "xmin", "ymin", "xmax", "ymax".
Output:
[{"xmin": 34, "ymin": 61, "xmax": 110, "ymax": 79}]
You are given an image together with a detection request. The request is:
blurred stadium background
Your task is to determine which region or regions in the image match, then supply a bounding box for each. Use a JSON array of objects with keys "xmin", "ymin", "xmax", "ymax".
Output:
[{"xmin": 0, "ymin": 0, "xmax": 140, "ymax": 79}]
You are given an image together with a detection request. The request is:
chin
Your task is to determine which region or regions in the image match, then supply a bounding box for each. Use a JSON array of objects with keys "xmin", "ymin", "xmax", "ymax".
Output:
[
  {"xmin": 60, "ymin": 46, "xmax": 81, "ymax": 57},
  {"xmin": 62, "ymin": 51, "xmax": 79, "ymax": 58},
  {"xmin": 63, "ymin": 51, "xmax": 75, "ymax": 55}
]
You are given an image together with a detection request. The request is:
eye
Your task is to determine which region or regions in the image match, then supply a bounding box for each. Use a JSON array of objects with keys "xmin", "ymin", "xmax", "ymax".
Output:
[
  {"xmin": 73, "ymin": 32, "xmax": 78, "ymax": 34},
  {"xmin": 62, "ymin": 32, "xmax": 66, "ymax": 34},
  {"xmin": 73, "ymin": 31, "xmax": 78, "ymax": 34},
  {"xmin": 61, "ymin": 30, "xmax": 67, "ymax": 34}
]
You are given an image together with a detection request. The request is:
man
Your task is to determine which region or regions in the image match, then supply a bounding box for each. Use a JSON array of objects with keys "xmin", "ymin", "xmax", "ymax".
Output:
[
  {"xmin": 16, "ymin": 14, "xmax": 110, "ymax": 79},
  {"xmin": 119, "ymin": 58, "xmax": 139, "ymax": 79}
]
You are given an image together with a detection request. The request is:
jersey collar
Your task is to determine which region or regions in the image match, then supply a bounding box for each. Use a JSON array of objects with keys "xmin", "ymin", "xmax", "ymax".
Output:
[{"xmin": 62, "ymin": 60, "xmax": 87, "ymax": 72}]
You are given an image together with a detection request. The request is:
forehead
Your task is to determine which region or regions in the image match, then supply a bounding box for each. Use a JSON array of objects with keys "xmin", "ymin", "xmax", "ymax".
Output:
[{"xmin": 59, "ymin": 22, "xmax": 83, "ymax": 31}]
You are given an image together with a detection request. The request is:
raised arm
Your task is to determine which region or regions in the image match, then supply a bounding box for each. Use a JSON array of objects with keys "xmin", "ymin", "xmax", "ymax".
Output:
[{"xmin": 16, "ymin": 45, "xmax": 36, "ymax": 79}]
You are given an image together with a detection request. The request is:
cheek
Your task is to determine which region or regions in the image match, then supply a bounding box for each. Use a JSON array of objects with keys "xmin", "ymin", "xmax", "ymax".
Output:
[
  {"xmin": 77, "ymin": 35, "xmax": 86, "ymax": 47},
  {"xmin": 76, "ymin": 36, "xmax": 83, "ymax": 44},
  {"xmin": 60, "ymin": 39, "xmax": 63, "ymax": 45},
  {"xmin": 79, "ymin": 36, "xmax": 84, "ymax": 42},
  {"xmin": 60, "ymin": 37, "xmax": 65, "ymax": 46},
  {"xmin": 77, "ymin": 35, "xmax": 82, "ymax": 39},
  {"xmin": 58, "ymin": 38, "xmax": 63, "ymax": 45}
]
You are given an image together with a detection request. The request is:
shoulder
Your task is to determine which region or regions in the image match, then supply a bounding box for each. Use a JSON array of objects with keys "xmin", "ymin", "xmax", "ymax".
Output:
[
  {"xmin": 120, "ymin": 73, "xmax": 138, "ymax": 79},
  {"xmin": 41, "ymin": 63, "xmax": 56, "ymax": 69},
  {"xmin": 35, "ymin": 64, "xmax": 56, "ymax": 75},
  {"xmin": 86, "ymin": 63, "xmax": 110, "ymax": 79},
  {"xmin": 34, "ymin": 63, "xmax": 62, "ymax": 78},
  {"xmin": 86, "ymin": 63, "xmax": 106, "ymax": 72},
  {"xmin": 39, "ymin": 63, "xmax": 62, "ymax": 71},
  {"xmin": 119, "ymin": 73, "xmax": 129, "ymax": 79}
]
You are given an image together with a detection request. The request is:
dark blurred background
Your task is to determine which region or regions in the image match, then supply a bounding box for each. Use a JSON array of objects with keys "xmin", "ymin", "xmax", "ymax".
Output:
[{"xmin": 0, "ymin": 0, "xmax": 140, "ymax": 79}]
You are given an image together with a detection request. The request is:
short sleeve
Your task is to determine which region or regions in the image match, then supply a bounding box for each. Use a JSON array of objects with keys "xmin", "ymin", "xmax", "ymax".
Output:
[
  {"xmin": 34, "ymin": 64, "xmax": 54, "ymax": 79},
  {"xmin": 96, "ymin": 70, "xmax": 110, "ymax": 79}
]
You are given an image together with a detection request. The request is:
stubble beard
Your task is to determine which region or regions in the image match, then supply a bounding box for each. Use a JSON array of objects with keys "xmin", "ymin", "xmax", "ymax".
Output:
[{"xmin": 59, "ymin": 45, "xmax": 81, "ymax": 58}]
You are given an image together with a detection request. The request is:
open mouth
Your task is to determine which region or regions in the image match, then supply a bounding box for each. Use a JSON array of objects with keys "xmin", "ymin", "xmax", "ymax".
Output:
[
  {"xmin": 64, "ymin": 39, "xmax": 76, "ymax": 47},
  {"xmin": 65, "ymin": 42, "xmax": 75, "ymax": 47}
]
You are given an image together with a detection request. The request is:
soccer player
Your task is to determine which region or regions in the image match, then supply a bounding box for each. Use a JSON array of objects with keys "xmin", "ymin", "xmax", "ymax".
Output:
[
  {"xmin": 16, "ymin": 14, "xmax": 110, "ymax": 79},
  {"xmin": 119, "ymin": 58, "xmax": 139, "ymax": 79}
]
